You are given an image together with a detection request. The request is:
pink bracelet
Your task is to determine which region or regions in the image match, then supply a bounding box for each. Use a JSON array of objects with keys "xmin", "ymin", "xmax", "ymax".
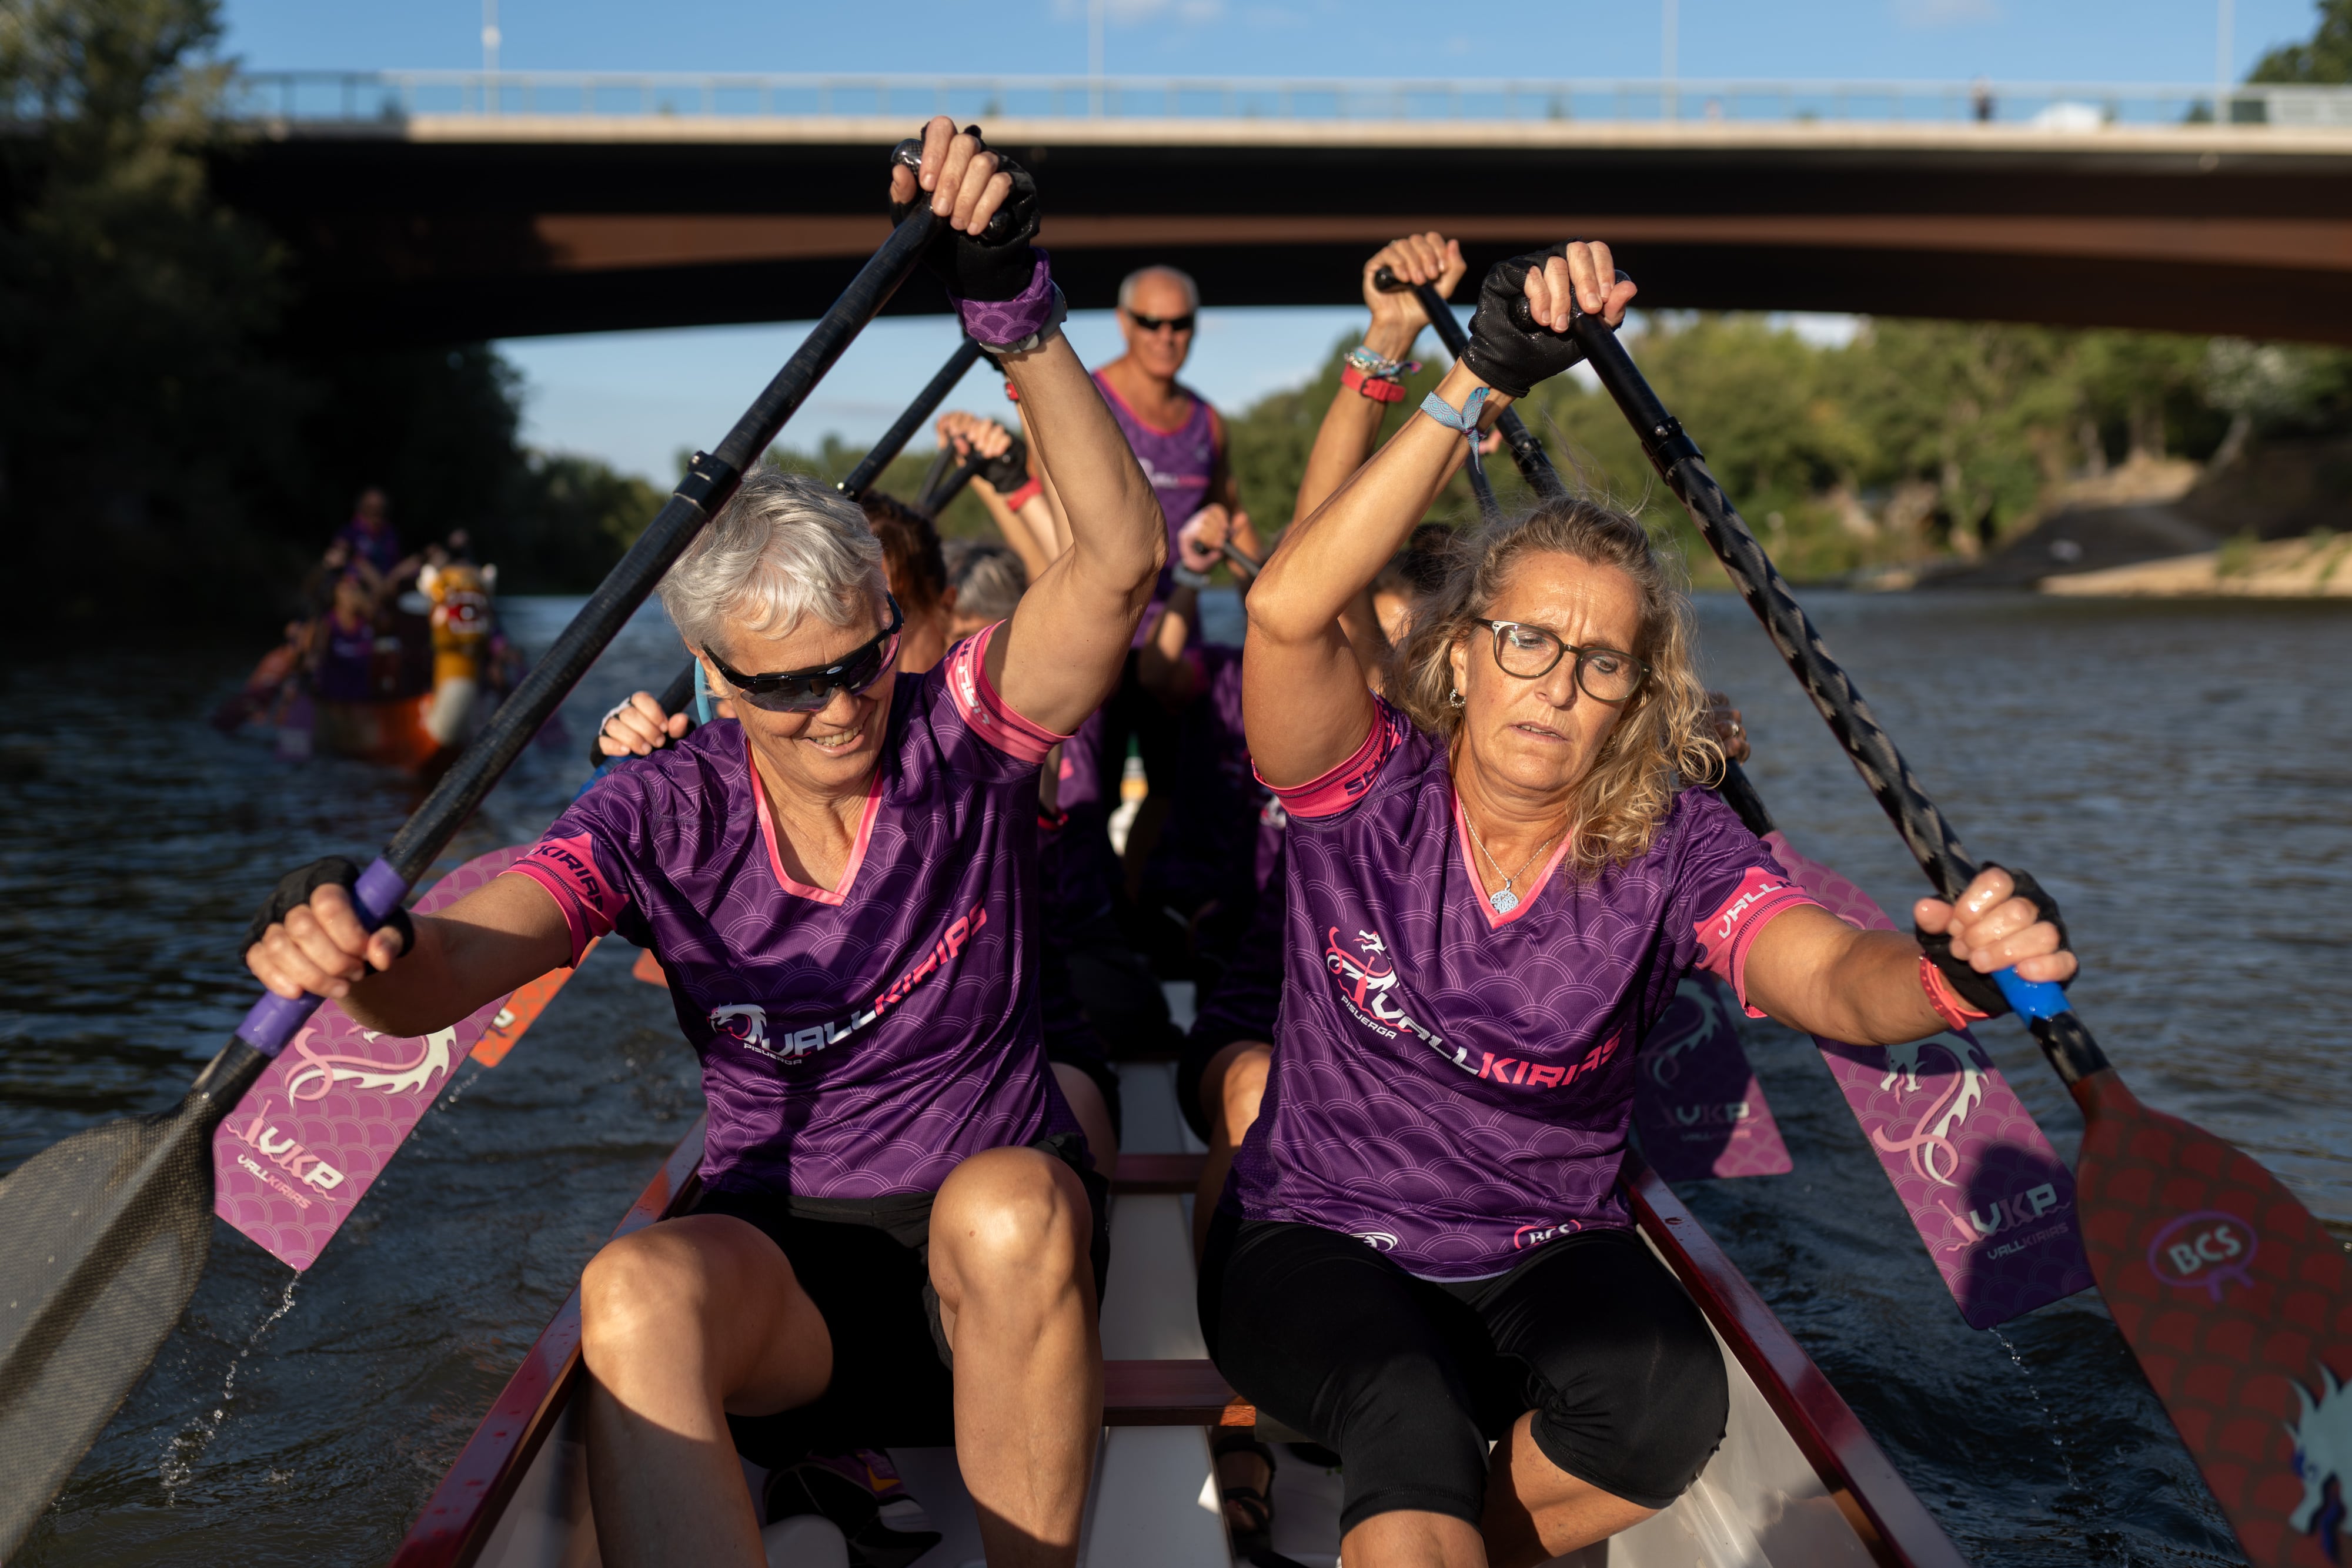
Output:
[{"xmin": 1918, "ymin": 954, "xmax": 1988, "ymax": 1034}]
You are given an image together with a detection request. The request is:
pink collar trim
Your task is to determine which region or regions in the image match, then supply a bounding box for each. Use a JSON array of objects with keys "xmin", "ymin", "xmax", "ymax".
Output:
[
  {"xmin": 1453, "ymin": 791, "xmax": 1576, "ymax": 931},
  {"xmin": 747, "ymin": 730, "xmax": 886, "ymax": 908}
]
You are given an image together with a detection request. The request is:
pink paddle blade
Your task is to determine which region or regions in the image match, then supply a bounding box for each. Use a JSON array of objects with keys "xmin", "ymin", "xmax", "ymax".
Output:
[
  {"xmin": 1632, "ymin": 975, "xmax": 1794, "ymax": 1181},
  {"xmin": 1767, "ymin": 833, "xmax": 2094, "ymax": 1330},
  {"xmin": 212, "ymin": 847, "xmax": 531, "ymax": 1272}
]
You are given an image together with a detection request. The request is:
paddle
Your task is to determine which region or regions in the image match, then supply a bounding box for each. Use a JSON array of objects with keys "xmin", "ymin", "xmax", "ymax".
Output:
[
  {"xmin": 1373, "ymin": 265, "xmax": 1569, "ymax": 509},
  {"xmin": 0, "ymin": 150, "xmax": 938, "ymax": 1560},
  {"xmin": 1569, "ymin": 305, "xmax": 2351, "ymax": 1567}
]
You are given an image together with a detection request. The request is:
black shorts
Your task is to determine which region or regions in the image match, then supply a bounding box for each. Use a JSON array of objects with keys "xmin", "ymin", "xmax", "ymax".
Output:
[
  {"xmin": 1199, "ymin": 1211, "xmax": 1728, "ymax": 1533},
  {"xmin": 697, "ymin": 1134, "xmax": 1111, "ymax": 1466},
  {"xmin": 1176, "ymin": 844, "xmax": 1286, "ymax": 1143},
  {"xmin": 1039, "ymin": 940, "xmax": 1124, "ymax": 1141}
]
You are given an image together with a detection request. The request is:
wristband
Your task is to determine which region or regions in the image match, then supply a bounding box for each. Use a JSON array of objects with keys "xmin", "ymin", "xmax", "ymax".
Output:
[
  {"xmin": 1341, "ymin": 363, "xmax": 1408, "ymax": 404},
  {"xmin": 955, "ymin": 251, "xmax": 1064, "ymax": 353},
  {"xmin": 1002, "ymin": 476, "xmax": 1044, "ymax": 511},
  {"xmin": 1418, "ymin": 386, "xmax": 1492, "ymax": 482},
  {"xmin": 1918, "ymin": 953, "xmax": 1990, "ymax": 1034}
]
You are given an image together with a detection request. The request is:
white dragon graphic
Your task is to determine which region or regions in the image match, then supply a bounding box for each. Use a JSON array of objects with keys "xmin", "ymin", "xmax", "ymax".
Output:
[
  {"xmin": 2291, "ymin": 1363, "xmax": 2352, "ymax": 1563},
  {"xmin": 1869, "ymin": 1031, "xmax": 1990, "ymax": 1188},
  {"xmin": 283, "ymin": 1025, "xmax": 463, "ymax": 1104}
]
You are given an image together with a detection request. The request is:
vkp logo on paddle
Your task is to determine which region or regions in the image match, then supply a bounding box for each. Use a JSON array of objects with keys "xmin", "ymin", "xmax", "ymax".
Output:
[{"xmin": 2146, "ymin": 1209, "xmax": 2257, "ymax": 1302}]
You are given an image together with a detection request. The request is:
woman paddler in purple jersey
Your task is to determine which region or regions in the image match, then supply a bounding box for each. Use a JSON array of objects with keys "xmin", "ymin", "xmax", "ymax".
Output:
[
  {"xmin": 1209, "ymin": 240, "xmax": 2080, "ymax": 1568},
  {"xmin": 243, "ymin": 119, "xmax": 1167, "ymax": 1568}
]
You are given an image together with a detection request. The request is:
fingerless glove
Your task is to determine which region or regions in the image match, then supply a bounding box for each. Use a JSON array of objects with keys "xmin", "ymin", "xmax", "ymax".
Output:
[
  {"xmin": 245, "ymin": 856, "xmax": 414, "ymax": 957},
  {"xmin": 888, "ymin": 129, "xmax": 1042, "ymax": 303},
  {"xmin": 1461, "ymin": 244, "xmax": 1589, "ymax": 399},
  {"xmin": 1913, "ymin": 864, "xmax": 2069, "ymax": 1019}
]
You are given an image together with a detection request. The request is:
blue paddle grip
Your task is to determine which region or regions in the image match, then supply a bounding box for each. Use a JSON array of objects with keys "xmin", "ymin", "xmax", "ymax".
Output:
[
  {"xmin": 1993, "ymin": 968, "xmax": 2070, "ymax": 1021},
  {"xmin": 233, "ymin": 857, "xmax": 412, "ymax": 1058}
]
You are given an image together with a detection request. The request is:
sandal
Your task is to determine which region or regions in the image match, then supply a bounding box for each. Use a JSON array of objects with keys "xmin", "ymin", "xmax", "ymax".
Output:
[{"xmin": 1211, "ymin": 1431, "xmax": 1311, "ymax": 1568}]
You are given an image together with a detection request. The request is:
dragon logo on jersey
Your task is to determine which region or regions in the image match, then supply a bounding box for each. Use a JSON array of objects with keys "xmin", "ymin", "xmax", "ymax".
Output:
[
  {"xmin": 2290, "ymin": 1363, "xmax": 2352, "ymax": 1563},
  {"xmin": 710, "ymin": 1004, "xmax": 774, "ymax": 1052},
  {"xmin": 1354, "ymin": 1231, "xmax": 1399, "ymax": 1252},
  {"xmin": 1642, "ymin": 979, "xmax": 1735, "ymax": 1091},
  {"xmin": 1869, "ymin": 1031, "xmax": 1990, "ymax": 1186},
  {"xmin": 1322, "ymin": 926, "xmax": 1471, "ymax": 1075}
]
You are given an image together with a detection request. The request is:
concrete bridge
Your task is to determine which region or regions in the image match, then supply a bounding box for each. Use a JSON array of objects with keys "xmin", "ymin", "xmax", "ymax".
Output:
[{"xmin": 206, "ymin": 72, "xmax": 2352, "ymax": 345}]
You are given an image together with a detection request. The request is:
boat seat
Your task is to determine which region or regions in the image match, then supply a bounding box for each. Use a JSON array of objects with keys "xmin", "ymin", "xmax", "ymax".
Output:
[{"xmin": 1101, "ymin": 1153, "xmax": 1251, "ymax": 1427}]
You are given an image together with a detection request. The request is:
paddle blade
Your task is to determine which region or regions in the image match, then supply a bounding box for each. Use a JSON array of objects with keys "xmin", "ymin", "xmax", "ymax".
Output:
[
  {"xmin": 0, "ymin": 1104, "xmax": 216, "ymax": 1559},
  {"xmin": 470, "ymin": 938, "xmax": 596, "ymax": 1068},
  {"xmin": 1768, "ymin": 833, "xmax": 2095, "ymax": 1329},
  {"xmin": 212, "ymin": 847, "xmax": 533, "ymax": 1272},
  {"xmin": 1631, "ymin": 976, "xmax": 1795, "ymax": 1181},
  {"xmin": 2071, "ymin": 1071, "xmax": 2352, "ymax": 1567}
]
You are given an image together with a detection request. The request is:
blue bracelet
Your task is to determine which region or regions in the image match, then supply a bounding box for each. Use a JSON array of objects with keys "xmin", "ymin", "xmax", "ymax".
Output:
[{"xmin": 1419, "ymin": 387, "xmax": 1491, "ymax": 480}]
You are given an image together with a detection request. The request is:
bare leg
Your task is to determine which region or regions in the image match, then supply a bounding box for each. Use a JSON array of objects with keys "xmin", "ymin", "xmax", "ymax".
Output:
[
  {"xmin": 579, "ymin": 1214, "xmax": 836, "ymax": 1568},
  {"xmin": 1479, "ymin": 1411, "xmax": 1656, "ymax": 1567},
  {"xmin": 1050, "ymin": 1060, "xmax": 1120, "ymax": 1175},
  {"xmin": 1190, "ymin": 1039, "xmax": 1270, "ymax": 1261},
  {"xmin": 930, "ymin": 1146, "xmax": 1102, "ymax": 1567},
  {"xmin": 1339, "ymin": 1509, "xmax": 1486, "ymax": 1568}
]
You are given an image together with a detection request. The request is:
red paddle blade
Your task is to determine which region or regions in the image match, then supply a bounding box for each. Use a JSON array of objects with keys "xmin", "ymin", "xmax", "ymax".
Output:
[
  {"xmin": 470, "ymin": 938, "xmax": 596, "ymax": 1068},
  {"xmin": 2072, "ymin": 1071, "xmax": 2352, "ymax": 1567}
]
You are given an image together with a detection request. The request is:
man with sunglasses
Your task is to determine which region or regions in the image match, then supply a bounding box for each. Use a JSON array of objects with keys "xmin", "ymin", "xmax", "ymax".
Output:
[{"xmin": 242, "ymin": 119, "xmax": 1170, "ymax": 1568}]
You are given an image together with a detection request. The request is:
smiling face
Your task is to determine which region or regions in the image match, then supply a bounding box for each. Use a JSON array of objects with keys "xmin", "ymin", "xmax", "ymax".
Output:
[
  {"xmin": 1445, "ymin": 550, "xmax": 1647, "ymax": 804},
  {"xmin": 1118, "ymin": 270, "xmax": 1197, "ymax": 380},
  {"xmin": 697, "ymin": 591, "xmax": 897, "ymax": 802}
]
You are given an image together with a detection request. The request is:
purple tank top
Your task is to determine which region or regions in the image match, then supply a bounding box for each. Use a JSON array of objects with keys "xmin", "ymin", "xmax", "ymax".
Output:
[
  {"xmin": 1230, "ymin": 700, "xmax": 1819, "ymax": 1278},
  {"xmin": 1094, "ymin": 370, "xmax": 1219, "ymax": 626},
  {"xmin": 507, "ymin": 626, "xmax": 1082, "ymax": 1198}
]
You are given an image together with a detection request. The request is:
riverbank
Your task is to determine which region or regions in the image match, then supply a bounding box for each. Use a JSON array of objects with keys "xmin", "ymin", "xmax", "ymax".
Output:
[{"xmin": 2042, "ymin": 530, "xmax": 2352, "ymax": 597}]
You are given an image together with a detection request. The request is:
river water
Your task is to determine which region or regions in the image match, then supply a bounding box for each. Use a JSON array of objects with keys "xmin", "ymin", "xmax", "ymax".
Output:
[{"xmin": 4, "ymin": 589, "xmax": 2347, "ymax": 1566}]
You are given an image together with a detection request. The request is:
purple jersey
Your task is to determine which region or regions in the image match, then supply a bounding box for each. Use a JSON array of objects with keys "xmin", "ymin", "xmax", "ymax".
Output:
[
  {"xmin": 315, "ymin": 615, "xmax": 377, "ymax": 703},
  {"xmin": 1038, "ymin": 710, "xmax": 1122, "ymax": 942},
  {"xmin": 1094, "ymin": 370, "xmax": 1220, "ymax": 634},
  {"xmin": 506, "ymin": 626, "xmax": 1081, "ymax": 1199},
  {"xmin": 336, "ymin": 516, "xmax": 403, "ymax": 579},
  {"xmin": 1141, "ymin": 645, "xmax": 1279, "ymax": 917},
  {"xmin": 1230, "ymin": 701, "xmax": 1819, "ymax": 1278}
]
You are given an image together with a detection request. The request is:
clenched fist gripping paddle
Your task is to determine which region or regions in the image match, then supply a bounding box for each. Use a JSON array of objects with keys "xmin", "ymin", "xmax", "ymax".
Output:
[
  {"xmin": 0, "ymin": 149, "xmax": 940, "ymax": 1559},
  {"xmin": 1569, "ymin": 302, "xmax": 2351, "ymax": 1568}
]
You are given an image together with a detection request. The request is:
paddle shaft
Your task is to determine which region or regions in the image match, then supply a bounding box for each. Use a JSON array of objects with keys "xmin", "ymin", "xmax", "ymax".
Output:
[
  {"xmin": 838, "ymin": 337, "xmax": 983, "ymax": 500},
  {"xmin": 1564, "ymin": 309, "xmax": 2107, "ymax": 1085},
  {"xmin": 1371, "ymin": 265, "xmax": 1569, "ymax": 504}
]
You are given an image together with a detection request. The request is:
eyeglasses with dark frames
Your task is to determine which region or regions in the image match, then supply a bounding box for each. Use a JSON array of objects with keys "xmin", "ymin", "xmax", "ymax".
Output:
[
  {"xmin": 1478, "ymin": 620, "xmax": 1649, "ymax": 703},
  {"xmin": 1127, "ymin": 311, "xmax": 1197, "ymax": 335},
  {"xmin": 704, "ymin": 596, "xmax": 904, "ymax": 713}
]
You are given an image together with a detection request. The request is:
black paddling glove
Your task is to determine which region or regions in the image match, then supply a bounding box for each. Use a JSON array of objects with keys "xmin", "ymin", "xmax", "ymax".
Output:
[
  {"xmin": 1913, "ymin": 864, "xmax": 2070, "ymax": 1019},
  {"xmin": 1461, "ymin": 245, "xmax": 1589, "ymax": 399},
  {"xmin": 245, "ymin": 856, "xmax": 415, "ymax": 959},
  {"xmin": 978, "ymin": 433, "xmax": 1030, "ymax": 492},
  {"xmin": 888, "ymin": 128, "xmax": 1042, "ymax": 303}
]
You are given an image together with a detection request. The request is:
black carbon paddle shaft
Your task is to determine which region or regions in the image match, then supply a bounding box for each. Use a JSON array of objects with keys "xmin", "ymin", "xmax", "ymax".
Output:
[
  {"xmin": 839, "ymin": 337, "xmax": 983, "ymax": 501},
  {"xmin": 1371, "ymin": 264, "xmax": 1568, "ymax": 503},
  {"xmin": 1568, "ymin": 312, "xmax": 2110, "ymax": 1085}
]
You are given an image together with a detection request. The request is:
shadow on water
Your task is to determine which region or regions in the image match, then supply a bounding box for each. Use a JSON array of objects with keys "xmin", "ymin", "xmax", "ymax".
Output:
[{"xmin": 1, "ymin": 590, "xmax": 2345, "ymax": 1563}]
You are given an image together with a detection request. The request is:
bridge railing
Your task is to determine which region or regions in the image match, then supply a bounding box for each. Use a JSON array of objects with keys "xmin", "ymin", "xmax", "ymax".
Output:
[{"xmin": 212, "ymin": 71, "xmax": 2352, "ymax": 132}]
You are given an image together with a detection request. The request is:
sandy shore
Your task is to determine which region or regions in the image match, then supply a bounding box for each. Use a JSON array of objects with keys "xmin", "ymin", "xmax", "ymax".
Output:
[{"xmin": 2041, "ymin": 531, "xmax": 2352, "ymax": 597}]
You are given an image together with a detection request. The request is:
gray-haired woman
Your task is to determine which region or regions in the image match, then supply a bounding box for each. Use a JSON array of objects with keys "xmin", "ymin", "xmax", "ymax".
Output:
[
  {"xmin": 1208, "ymin": 242, "xmax": 2076, "ymax": 1567},
  {"xmin": 243, "ymin": 120, "xmax": 1165, "ymax": 1568}
]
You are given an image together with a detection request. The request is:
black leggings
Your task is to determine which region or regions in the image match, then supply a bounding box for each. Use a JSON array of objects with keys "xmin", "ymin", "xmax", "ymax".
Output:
[{"xmin": 1199, "ymin": 1211, "xmax": 1728, "ymax": 1534}]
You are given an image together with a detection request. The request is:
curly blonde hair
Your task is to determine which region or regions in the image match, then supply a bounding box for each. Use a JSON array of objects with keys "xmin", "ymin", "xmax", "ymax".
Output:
[{"xmin": 1387, "ymin": 498, "xmax": 1723, "ymax": 876}]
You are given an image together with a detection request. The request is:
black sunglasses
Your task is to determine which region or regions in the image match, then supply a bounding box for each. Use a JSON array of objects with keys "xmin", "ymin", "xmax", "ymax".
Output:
[
  {"xmin": 704, "ymin": 596, "xmax": 903, "ymax": 713},
  {"xmin": 1128, "ymin": 311, "xmax": 1197, "ymax": 335}
]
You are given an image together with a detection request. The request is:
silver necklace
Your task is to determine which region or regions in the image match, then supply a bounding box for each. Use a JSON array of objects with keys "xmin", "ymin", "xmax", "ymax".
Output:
[{"xmin": 1462, "ymin": 811, "xmax": 1561, "ymax": 915}]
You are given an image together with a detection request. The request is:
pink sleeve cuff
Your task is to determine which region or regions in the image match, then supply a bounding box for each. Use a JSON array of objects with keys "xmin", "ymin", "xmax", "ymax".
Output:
[
  {"xmin": 1693, "ymin": 868, "xmax": 1822, "ymax": 1018},
  {"xmin": 947, "ymin": 621, "xmax": 1069, "ymax": 766},
  {"xmin": 1255, "ymin": 703, "xmax": 1400, "ymax": 820},
  {"xmin": 502, "ymin": 831, "xmax": 627, "ymax": 966}
]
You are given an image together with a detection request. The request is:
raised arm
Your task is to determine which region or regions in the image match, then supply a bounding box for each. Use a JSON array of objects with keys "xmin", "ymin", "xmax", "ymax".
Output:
[
  {"xmin": 1292, "ymin": 233, "xmax": 1465, "ymax": 527},
  {"xmin": 1244, "ymin": 242, "xmax": 1635, "ymax": 787}
]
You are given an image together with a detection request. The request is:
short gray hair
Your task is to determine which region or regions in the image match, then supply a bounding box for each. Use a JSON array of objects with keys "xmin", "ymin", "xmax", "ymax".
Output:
[
  {"xmin": 658, "ymin": 469, "xmax": 886, "ymax": 658},
  {"xmin": 944, "ymin": 538, "xmax": 1028, "ymax": 623},
  {"xmin": 1117, "ymin": 265, "xmax": 1200, "ymax": 315}
]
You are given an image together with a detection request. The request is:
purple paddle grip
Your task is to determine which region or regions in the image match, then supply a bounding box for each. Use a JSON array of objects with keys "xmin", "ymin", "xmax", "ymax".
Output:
[{"xmin": 233, "ymin": 858, "xmax": 412, "ymax": 1059}]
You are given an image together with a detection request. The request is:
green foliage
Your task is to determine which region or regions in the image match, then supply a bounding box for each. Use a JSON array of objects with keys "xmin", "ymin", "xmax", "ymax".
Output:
[
  {"xmin": 2250, "ymin": 0, "xmax": 2352, "ymax": 82},
  {"xmin": 763, "ymin": 432, "xmax": 1007, "ymax": 543}
]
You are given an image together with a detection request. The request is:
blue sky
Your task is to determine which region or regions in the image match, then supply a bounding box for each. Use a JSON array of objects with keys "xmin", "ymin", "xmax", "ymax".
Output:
[{"xmin": 219, "ymin": 0, "xmax": 2327, "ymax": 480}]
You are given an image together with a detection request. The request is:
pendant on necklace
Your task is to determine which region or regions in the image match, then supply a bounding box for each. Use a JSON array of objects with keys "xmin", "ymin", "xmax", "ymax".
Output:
[{"xmin": 1489, "ymin": 887, "xmax": 1519, "ymax": 915}]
